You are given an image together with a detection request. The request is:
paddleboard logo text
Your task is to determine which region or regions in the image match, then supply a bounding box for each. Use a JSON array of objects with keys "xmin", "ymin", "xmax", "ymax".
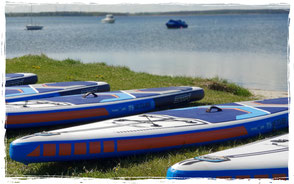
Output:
[{"xmin": 174, "ymin": 93, "xmax": 191, "ymax": 103}]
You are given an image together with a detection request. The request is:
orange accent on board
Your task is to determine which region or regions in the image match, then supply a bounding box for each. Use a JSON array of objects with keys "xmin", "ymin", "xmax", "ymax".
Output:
[
  {"xmin": 104, "ymin": 141, "xmax": 115, "ymax": 152},
  {"xmin": 74, "ymin": 143, "xmax": 87, "ymax": 155},
  {"xmin": 254, "ymin": 174, "xmax": 269, "ymax": 178},
  {"xmin": 6, "ymin": 108, "xmax": 109, "ymax": 125},
  {"xmin": 89, "ymin": 141, "xmax": 101, "ymax": 154},
  {"xmin": 17, "ymin": 89, "xmax": 24, "ymax": 93},
  {"xmin": 117, "ymin": 126, "xmax": 248, "ymax": 152},
  {"xmin": 59, "ymin": 143, "xmax": 71, "ymax": 156},
  {"xmin": 253, "ymin": 101, "xmax": 281, "ymax": 106},
  {"xmin": 216, "ymin": 176, "xmax": 232, "ymax": 179},
  {"xmin": 6, "ymin": 88, "xmax": 24, "ymax": 93},
  {"xmin": 43, "ymin": 144, "xmax": 56, "ymax": 156},
  {"xmin": 111, "ymin": 94, "xmax": 119, "ymax": 98},
  {"xmin": 221, "ymin": 108, "xmax": 250, "ymax": 114},
  {"xmin": 235, "ymin": 175, "xmax": 251, "ymax": 179},
  {"xmin": 27, "ymin": 145, "xmax": 40, "ymax": 157},
  {"xmin": 273, "ymin": 174, "xmax": 287, "ymax": 180},
  {"xmin": 232, "ymin": 108, "xmax": 250, "ymax": 113}
]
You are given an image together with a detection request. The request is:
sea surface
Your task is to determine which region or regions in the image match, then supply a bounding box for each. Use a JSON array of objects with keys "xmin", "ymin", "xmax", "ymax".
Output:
[{"xmin": 6, "ymin": 14, "xmax": 289, "ymax": 91}]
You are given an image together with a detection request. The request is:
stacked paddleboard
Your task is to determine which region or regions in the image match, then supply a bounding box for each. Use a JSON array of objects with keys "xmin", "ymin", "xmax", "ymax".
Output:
[
  {"xmin": 6, "ymin": 73, "xmax": 38, "ymax": 86},
  {"xmin": 167, "ymin": 134, "xmax": 288, "ymax": 180},
  {"xmin": 6, "ymin": 81, "xmax": 110, "ymax": 103},
  {"xmin": 9, "ymin": 97, "xmax": 288, "ymax": 164},
  {"xmin": 6, "ymin": 86, "xmax": 204, "ymax": 129}
]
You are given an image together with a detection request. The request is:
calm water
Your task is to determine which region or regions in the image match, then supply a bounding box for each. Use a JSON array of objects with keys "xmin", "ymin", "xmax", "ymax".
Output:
[{"xmin": 6, "ymin": 14, "xmax": 289, "ymax": 91}]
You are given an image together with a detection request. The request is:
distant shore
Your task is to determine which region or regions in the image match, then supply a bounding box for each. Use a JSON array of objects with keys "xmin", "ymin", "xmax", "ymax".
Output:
[{"xmin": 5, "ymin": 9, "xmax": 289, "ymax": 17}]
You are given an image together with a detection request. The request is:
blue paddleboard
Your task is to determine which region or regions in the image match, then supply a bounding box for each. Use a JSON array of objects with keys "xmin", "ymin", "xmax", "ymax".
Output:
[
  {"xmin": 167, "ymin": 134, "xmax": 288, "ymax": 180},
  {"xmin": 9, "ymin": 97, "xmax": 287, "ymax": 164},
  {"xmin": 6, "ymin": 81, "xmax": 110, "ymax": 103},
  {"xmin": 6, "ymin": 73, "xmax": 38, "ymax": 86}
]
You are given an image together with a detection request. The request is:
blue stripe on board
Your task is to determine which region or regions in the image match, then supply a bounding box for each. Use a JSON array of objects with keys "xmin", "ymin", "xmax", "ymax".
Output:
[
  {"xmin": 6, "ymin": 73, "xmax": 24, "ymax": 78},
  {"xmin": 100, "ymin": 93, "xmax": 134, "ymax": 102},
  {"xmin": 43, "ymin": 81, "xmax": 97, "ymax": 87},
  {"xmin": 131, "ymin": 93, "xmax": 160, "ymax": 98},
  {"xmin": 138, "ymin": 86, "xmax": 192, "ymax": 92},
  {"xmin": 6, "ymin": 87, "xmax": 37, "ymax": 97},
  {"xmin": 166, "ymin": 167, "xmax": 288, "ymax": 179},
  {"xmin": 234, "ymin": 106, "xmax": 269, "ymax": 120},
  {"xmin": 256, "ymin": 107, "xmax": 288, "ymax": 114},
  {"xmin": 255, "ymin": 97, "xmax": 288, "ymax": 105},
  {"xmin": 35, "ymin": 88, "xmax": 65, "ymax": 93}
]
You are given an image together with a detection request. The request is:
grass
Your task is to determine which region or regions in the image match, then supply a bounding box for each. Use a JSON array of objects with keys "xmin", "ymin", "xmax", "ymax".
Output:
[{"xmin": 5, "ymin": 54, "xmax": 287, "ymax": 178}]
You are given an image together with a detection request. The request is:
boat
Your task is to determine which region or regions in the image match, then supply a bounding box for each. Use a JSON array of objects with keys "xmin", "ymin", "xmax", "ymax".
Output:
[
  {"xmin": 26, "ymin": 25, "xmax": 43, "ymax": 30},
  {"xmin": 166, "ymin": 19, "xmax": 188, "ymax": 29},
  {"xmin": 167, "ymin": 134, "xmax": 288, "ymax": 180},
  {"xmin": 6, "ymin": 73, "xmax": 38, "ymax": 87},
  {"xmin": 26, "ymin": 4, "xmax": 43, "ymax": 30},
  {"xmin": 101, "ymin": 14, "xmax": 115, "ymax": 23},
  {"xmin": 6, "ymin": 81, "xmax": 110, "ymax": 103},
  {"xmin": 9, "ymin": 97, "xmax": 288, "ymax": 164},
  {"xmin": 6, "ymin": 86, "xmax": 204, "ymax": 129}
]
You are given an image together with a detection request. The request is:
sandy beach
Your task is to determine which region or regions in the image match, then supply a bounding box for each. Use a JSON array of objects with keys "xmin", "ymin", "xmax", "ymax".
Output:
[{"xmin": 250, "ymin": 89, "xmax": 289, "ymax": 99}]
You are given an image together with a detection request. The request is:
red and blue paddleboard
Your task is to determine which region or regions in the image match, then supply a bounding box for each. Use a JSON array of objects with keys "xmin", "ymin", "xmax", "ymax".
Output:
[
  {"xmin": 6, "ymin": 86, "xmax": 204, "ymax": 129},
  {"xmin": 9, "ymin": 97, "xmax": 287, "ymax": 164}
]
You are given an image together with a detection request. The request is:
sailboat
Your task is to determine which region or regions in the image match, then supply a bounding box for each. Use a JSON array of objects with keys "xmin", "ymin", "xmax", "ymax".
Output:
[{"xmin": 26, "ymin": 4, "xmax": 43, "ymax": 30}]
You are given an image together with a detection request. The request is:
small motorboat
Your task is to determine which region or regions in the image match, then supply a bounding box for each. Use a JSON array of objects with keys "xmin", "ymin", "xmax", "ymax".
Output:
[
  {"xmin": 26, "ymin": 24, "xmax": 43, "ymax": 30},
  {"xmin": 166, "ymin": 19, "xmax": 188, "ymax": 29},
  {"xmin": 101, "ymin": 14, "xmax": 115, "ymax": 23}
]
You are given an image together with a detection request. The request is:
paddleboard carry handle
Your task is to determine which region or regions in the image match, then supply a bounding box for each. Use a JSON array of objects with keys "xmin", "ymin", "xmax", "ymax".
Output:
[
  {"xmin": 206, "ymin": 105, "xmax": 222, "ymax": 113},
  {"xmin": 83, "ymin": 92, "xmax": 98, "ymax": 98}
]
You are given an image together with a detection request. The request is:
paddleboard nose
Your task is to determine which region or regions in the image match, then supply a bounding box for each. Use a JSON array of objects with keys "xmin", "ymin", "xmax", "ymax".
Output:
[{"xmin": 9, "ymin": 141, "xmax": 31, "ymax": 165}]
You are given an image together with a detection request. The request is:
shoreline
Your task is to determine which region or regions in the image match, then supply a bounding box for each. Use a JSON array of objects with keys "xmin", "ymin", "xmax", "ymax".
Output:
[{"xmin": 249, "ymin": 89, "xmax": 288, "ymax": 99}]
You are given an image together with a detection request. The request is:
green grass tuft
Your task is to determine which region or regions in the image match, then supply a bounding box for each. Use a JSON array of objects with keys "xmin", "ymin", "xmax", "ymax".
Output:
[{"xmin": 205, "ymin": 77, "xmax": 252, "ymax": 97}]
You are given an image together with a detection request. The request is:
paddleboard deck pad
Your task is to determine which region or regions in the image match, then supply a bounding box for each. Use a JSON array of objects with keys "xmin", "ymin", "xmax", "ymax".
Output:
[
  {"xmin": 6, "ymin": 81, "xmax": 110, "ymax": 103},
  {"xmin": 6, "ymin": 86, "xmax": 204, "ymax": 129},
  {"xmin": 9, "ymin": 97, "xmax": 288, "ymax": 164},
  {"xmin": 166, "ymin": 134, "xmax": 288, "ymax": 180},
  {"xmin": 6, "ymin": 73, "xmax": 38, "ymax": 86}
]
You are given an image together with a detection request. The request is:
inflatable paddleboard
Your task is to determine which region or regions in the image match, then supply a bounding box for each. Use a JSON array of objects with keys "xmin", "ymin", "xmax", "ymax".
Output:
[
  {"xmin": 6, "ymin": 73, "xmax": 38, "ymax": 86},
  {"xmin": 6, "ymin": 81, "xmax": 110, "ymax": 103},
  {"xmin": 9, "ymin": 98, "xmax": 287, "ymax": 164},
  {"xmin": 6, "ymin": 86, "xmax": 204, "ymax": 129},
  {"xmin": 167, "ymin": 134, "xmax": 288, "ymax": 180}
]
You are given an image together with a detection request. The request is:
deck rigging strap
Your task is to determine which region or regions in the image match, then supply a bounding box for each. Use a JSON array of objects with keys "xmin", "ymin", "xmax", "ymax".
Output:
[
  {"xmin": 82, "ymin": 92, "xmax": 98, "ymax": 98},
  {"xmin": 206, "ymin": 105, "xmax": 222, "ymax": 113}
]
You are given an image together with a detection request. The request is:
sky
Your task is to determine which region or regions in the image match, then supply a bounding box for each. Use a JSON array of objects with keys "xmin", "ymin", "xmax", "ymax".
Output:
[{"xmin": 5, "ymin": 0, "xmax": 290, "ymax": 13}]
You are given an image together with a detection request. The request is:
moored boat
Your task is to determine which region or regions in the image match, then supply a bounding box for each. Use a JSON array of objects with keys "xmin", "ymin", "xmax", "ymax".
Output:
[
  {"xmin": 101, "ymin": 14, "xmax": 115, "ymax": 23},
  {"xmin": 166, "ymin": 19, "xmax": 188, "ymax": 29}
]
